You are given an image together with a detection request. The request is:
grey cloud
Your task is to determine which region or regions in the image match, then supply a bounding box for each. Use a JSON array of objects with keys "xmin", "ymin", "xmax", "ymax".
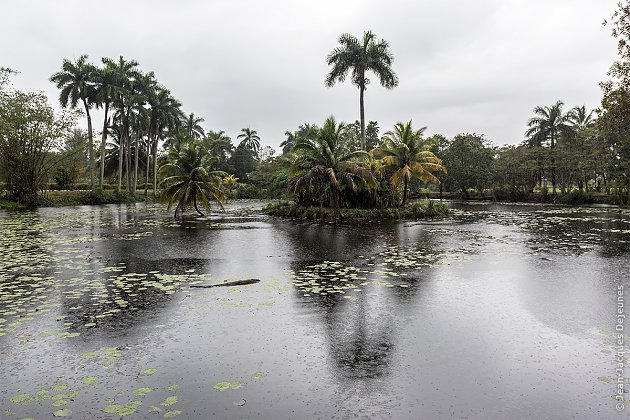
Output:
[{"xmin": 0, "ymin": 0, "xmax": 619, "ymax": 149}]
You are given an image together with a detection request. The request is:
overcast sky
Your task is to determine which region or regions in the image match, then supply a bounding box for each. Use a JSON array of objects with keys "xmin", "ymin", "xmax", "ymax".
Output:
[{"xmin": 1, "ymin": 0, "xmax": 620, "ymax": 150}]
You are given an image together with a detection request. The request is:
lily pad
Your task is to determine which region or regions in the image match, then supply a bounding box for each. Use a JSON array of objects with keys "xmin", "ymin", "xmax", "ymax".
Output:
[
  {"xmin": 213, "ymin": 381, "xmax": 243, "ymax": 391},
  {"xmin": 81, "ymin": 351, "xmax": 99, "ymax": 359},
  {"xmin": 103, "ymin": 401, "xmax": 142, "ymax": 416},
  {"xmin": 52, "ymin": 408, "xmax": 72, "ymax": 417},
  {"xmin": 161, "ymin": 396, "xmax": 178, "ymax": 407},
  {"xmin": 164, "ymin": 410, "xmax": 182, "ymax": 418},
  {"xmin": 132, "ymin": 387, "xmax": 153, "ymax": 397},
  {"xmin": 252, "ymin": 371, "xmax": 267, "ymax": 379},
  {"xmin": 10, "ymin": 393, "xmax": 33, "ymax": 404},
  {"xmin": 80, "ymin": 376, "xmax": 99, "ymax": 386},
  {"xmin": 142, "ymin": 368, "xmax": 158, "ymax": 375}
]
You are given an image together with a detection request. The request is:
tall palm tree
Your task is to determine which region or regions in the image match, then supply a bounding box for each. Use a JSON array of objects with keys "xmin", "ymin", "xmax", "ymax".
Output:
[
  {"xmin": 525, "ymin": 100, "xmax": 574, "ymax": 194},
  {"xmin": 94, "ymin": 60, "xmax": 118, "ymax": 189},
  {"xmin": 325, "ymin": 31, "xmax": 398, "ymax": 150},
  {"xmin": 291, "ymin": 116, "xmax": 374, "ymax": 222},
  {"xmin": 280, "ymin": 124, "xmax": 318, "ymax": 154},
  {"xmin": 146, "ymin": 88, "xmax": 181, "ymax": 195},
  {"xmin": 203, "ymin": 130, "xmax": 233, "ymax": 168},
  {"xmin": 372, "ymin": 121, "xmax": 446, "ymax": 206},
  {"xmin": 183, "ymin": 112, "xmax": 205, "ymax": 138},
  {"xmin": 281, "ymin": 131, "xmax": 299, "ymax": 155},
  {"xmin": 129, "ymin": 97, "xmax": 150, "ymax": 194},
  {"xmin": 569, "ymin": 105, "xmax": 596, "ymax": 132},
  {"xmin": 103, "ymin": 56, "xmax": 141, "ymax": 191},
  {"xmin": 159, "ymin": 139, "xmax": 226, "ymax": 218},
  {"xmin": 50, "ymin": 55, "xmax": 97, "ymax": 190},
  {"xmin": 568, "ymin": 105, "xmax": 596, "ymax": 191},
  {"xmin": 237, "ymin": 128, "xmax": 261, "ymax": 154}
]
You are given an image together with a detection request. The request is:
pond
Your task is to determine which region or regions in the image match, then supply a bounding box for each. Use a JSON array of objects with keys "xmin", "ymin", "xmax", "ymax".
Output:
[{"xmin": 1, "ymin": 200, "xmax": 629, "ymax": 419}]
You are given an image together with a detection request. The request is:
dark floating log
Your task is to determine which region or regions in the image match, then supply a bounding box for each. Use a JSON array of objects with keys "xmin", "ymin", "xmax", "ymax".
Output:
[{"xmin": 189, "ymin": 279, "xmax": 261, "ymax": 288}]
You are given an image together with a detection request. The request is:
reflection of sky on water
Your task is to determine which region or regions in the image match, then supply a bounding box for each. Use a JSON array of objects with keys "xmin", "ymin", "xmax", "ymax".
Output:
[{"xmin": 0, "ymin": 200, "xmax": 628, "ymax": 419}]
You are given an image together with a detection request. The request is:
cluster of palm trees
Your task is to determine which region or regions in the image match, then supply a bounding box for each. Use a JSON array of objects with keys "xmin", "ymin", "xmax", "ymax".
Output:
[
  {"xmin": 287, "ymin": 117, "xmax": 446, "ymax": 222},
  {"xmin": 50, "ymin": 55, "xmax": 183, "ymax": 195},
  {"xmin": 525, "ymin": 101, "xmax": 596, "ymax": 194},
  {"xmin": 157, "ymin": 127, "xmax": 262, "ymax": 217}
]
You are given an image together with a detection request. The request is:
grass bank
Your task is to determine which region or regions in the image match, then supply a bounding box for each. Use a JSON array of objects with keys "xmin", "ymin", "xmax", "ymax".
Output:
[
  {"xmin": 0, "ymin": 190, "xmax": 160, "ymax": 209},
  {"xmin": 422, "ymin": 190, "xmax": 619, "ymax": 205},
  {"xmin": 263, "ymin": 199, "xmax": 449, "ymax": 221}
]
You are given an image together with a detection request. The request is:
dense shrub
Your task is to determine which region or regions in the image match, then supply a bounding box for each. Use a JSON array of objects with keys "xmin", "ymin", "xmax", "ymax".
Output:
[
  {"xmin": 264, "ymin": 199, "xmax": 448, "ymax": 221},
  {"xmin": 559, "ymin": 190, "xmax": 594, "ymax": 205}
]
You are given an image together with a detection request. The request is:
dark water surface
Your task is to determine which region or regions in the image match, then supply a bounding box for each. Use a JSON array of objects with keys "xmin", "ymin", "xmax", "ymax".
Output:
[{"xmin": 1, "ymin": 200, "xmax": 629, "ymax": 419}]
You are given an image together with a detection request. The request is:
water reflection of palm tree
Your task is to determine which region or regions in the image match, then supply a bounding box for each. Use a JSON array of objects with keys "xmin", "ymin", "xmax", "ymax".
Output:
[
  {"xmin": 322, "ymin": 290, "xmax": 393, "ymax": 379},
  {"xmin": 284, "ymin": 222, "xmax": 435, "ymax": 378}
]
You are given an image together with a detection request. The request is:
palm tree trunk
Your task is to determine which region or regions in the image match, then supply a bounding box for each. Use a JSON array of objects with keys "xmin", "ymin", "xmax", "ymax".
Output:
[
  {"xmin": 332, "ymin": 187, "xmax": 341, "ymax": 223},
  {"xmin": 359, "ymin": 83, "xmax": 366, "ymax": 151},
  {"xmin": 550, "ymin": 133, "xmax": 556, "ymax": 194},
  {"xmin": 125, "ymin": 120, "xmax": 131, "ymax": 192},
  {"xmin": 319, "ymin": 189, "xmax": 323, "ymax": 220},
  {"xmin": 402, "ymin": 176, "xmax": 409, "ymax": 206},
  {"xmin": 117, "ymin": 136, "xmax": 124, "ymax": 192},
  {"xmin": 153, "ymin": 133, "xmax": 159, "ymax": 196},
  {"xmin": 193, "ymin": 194, "xmax": 205, "ymax": 216},
  {"xmin": 82, "ymin": 98, "xmax": 95, "ymax": 191},
  {"xmin": 99, "ymin": 102, "xmax": 109, "ymax": 189},
  {"xmin": 133, "ymin": 130, "xmax": 140, "ymax": 195},
  {"xmin": 145, "ymin": 132, "xmax": 151, "ymax": 197}
]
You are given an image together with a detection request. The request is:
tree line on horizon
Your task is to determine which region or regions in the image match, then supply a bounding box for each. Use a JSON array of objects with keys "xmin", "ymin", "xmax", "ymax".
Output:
[{"xmin": 1, "ymin": 0, "xmax": 630, "ymax": 210}]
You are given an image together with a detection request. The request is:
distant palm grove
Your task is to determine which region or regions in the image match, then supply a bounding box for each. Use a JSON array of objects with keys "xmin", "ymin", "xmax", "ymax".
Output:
[{"xmin": 2, "ymin": 10, "xmax": 630, "ymax": 211}]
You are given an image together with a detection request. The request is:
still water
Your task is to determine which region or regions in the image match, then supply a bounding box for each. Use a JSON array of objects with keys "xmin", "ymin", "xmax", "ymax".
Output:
[{"xmin": 0, "ymin": 200, "xmax": 629, "ymax": 419}]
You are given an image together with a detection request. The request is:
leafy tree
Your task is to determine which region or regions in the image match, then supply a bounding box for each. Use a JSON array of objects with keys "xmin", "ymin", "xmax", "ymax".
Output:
[
  {"xmin": 203, "ymin": 130, "xmax": 234, "ymax": 172},
  {"xmin": 229, "ymin": 143, "xmax": 257, "ymax": 180},
  {"xmin": 525, "ymin": 100, "xmax": 574, "ymax": 194},
  {"xmin": 600, "ymin": 3, "xmax": 630, "ymax": 203},
  {"xmin": 52, "ymin": 129, "xmax": 87, "ymax": 189},
  {"xmin": 159, "ymin": 139, "xmax": 226, "ymax": 217},
  {"xmin": 248, "ymin": 154, "xmax": 293, "ymax": 198},
  {"xmin": 441, "ymin": 133, "xmax": 495, "ymax": 198},
  {"xmin": 290, "ymin": 116, "xmax": 374, "ymax": 222},
  {"xmin": 325, "ymin": 31, "xmax": 398, "ymax": 150},
  {"xmin": 50, "ymin": 55, "xmax": 97, "ymax": 190},
  {"xmin": 258, "ymin": 145, "xmax": 276, "ymax": 162},
  {"xmin": 427, "ymin": 134, "xmax": 449, "ymax": 198},
  {"xmin": 237, "ymin": 128, "xmax": 261, "ymax": 154},
  {"xmin": 493, "ymin": 145, "xmax": 543, "ymax": 197},
  {"xmin": 0, "ymin": 90, "xmax": 76, "ymax": 205},
  {"xmin": 603, "ymin": 0, "xmax": 630, "ymax": 90},
  {"xmin": 598, "ymin": 87, "xmax": 630, "ymax": 203},
  {"xmin": 372, "ymin": 121, "xmax": 445, "ymax": 206}
]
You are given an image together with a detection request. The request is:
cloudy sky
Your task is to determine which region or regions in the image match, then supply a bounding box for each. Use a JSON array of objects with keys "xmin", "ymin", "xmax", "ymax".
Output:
[{"xmin": 1, "ymin": 0, "xmax": 619, "ymax": 150}]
